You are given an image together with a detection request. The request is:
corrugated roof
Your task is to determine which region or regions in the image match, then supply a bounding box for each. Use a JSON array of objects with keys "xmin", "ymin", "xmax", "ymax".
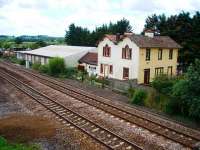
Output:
[
  {"xmin": 79, "ymin": 52, "xmax": 98, "ymax": 65},
  {"xmin": 103, "ymin": 34, "xmax": 182, "ymax": 49},
  {"xmin": 19, "ymin": 45, "xmax": 97, "ymax": 58}
]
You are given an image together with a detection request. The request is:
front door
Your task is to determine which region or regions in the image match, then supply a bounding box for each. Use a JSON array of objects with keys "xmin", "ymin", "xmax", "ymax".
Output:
[
  {"xmin": 104, "ymin": 65, "xmax": 109, "ymax": 77},
  {"xmin": 144, "ymin": 69, "xmax": 150, "ymax": 84}
]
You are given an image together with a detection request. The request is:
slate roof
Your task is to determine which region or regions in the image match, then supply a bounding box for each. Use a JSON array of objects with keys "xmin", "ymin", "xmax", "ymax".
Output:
[
  {"xmin": 104, "ymin": 34, "xmax": 182, "ymax": 49},
  {"xmin": 79, "ymin": 52, "xmax": 98, "ymax": 65}
]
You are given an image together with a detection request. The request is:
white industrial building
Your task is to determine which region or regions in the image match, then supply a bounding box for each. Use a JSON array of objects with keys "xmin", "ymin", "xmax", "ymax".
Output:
[{"xmin": 16, "ymin": 45, "xmax": 97, "ymax": 68}]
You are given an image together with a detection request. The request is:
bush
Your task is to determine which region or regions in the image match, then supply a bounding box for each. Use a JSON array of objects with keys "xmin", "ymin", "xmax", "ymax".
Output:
[
  {"xmin": 0, "ymin": 136, "xmax": 40, "ymax": 150},
  {"xmin": 19, "ymin": 60, "xmax": 26, "ymax": 65},
  {"xmin": 93, "ymin": 77, "xmax": 110, "ymax": 88},
  {"xmin": 151, "ymin": 74, "xmax": 177, "ymax": 95},
  {"xmin": 38, "ymin": 65, "xmax": 49, "ymax": 74},
  {"xmin": 48, "ymin": 57, "xmax": 65, "ymax": 76},
  {"xmin": 32, "ymin": 63, "xmax": 41, "ymax": 70},
  {"xmin": 64, "ymin": 67, "xmax": 78, "ymax": 78},
  {"xmin": 76, "ymin": 70, "xmax": 88, "ymax": 82},
  {"xmin": 128, "ymin": 88, "xmax": 135, "ymax": 98},
  {"xmin": 131, "ymin": 89, "xmax": 147, "ymax": 106}
]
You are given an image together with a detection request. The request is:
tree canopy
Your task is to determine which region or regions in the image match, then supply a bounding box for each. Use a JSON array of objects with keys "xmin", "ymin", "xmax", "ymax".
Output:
[
  {"xmin": 143, "ymin": 11, "xmax": 200, "ymax": 70},
  {"xmin": 65, "ymin": 18, "xmax": 132, "ymax": 46}
]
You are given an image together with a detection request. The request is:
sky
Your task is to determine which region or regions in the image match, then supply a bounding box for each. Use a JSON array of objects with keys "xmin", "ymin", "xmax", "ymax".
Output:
[{"xmin": 0, "ymin": 0, "xmax": 199, "ymax": 37}]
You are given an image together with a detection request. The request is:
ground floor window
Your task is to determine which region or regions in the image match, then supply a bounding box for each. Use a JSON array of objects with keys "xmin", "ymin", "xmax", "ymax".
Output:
[
  {"xmin": 123, "ymin": 67, "xmax": 129, "ymax": 79},
  {"xmin": 109, "ymin": 65, "xmax": 113, "ymax": 74},
  {"xmin": 167, "ymin": 66, "xmax": 173, "ymax": 76},
  {"xmin": 155, "ymin": 67, "xmax": 164, "ymax": 76},
  {"xmin": 100, "ymin": 64, "xmax": 103, "ymax": 73}
]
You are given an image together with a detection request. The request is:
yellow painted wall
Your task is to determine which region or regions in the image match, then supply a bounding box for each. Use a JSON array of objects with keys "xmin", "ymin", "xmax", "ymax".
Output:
[{"xmin": 138, "ymin": 48, "xmax": 178, "ymax": 84}]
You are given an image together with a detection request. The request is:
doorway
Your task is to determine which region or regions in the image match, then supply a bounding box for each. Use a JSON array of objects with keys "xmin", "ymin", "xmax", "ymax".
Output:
[{"xmin": 144, "ymin": 69, "xmax": 150, "ymax": 84}]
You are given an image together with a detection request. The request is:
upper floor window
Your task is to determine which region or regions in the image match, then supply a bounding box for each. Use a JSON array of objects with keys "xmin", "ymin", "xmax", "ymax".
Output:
[
  {"xmin": 122, "ymin": 45, "xmax": 132, "ymax": 60},
  {"xmin": 103, "ymin": 44, "xmax": 111, "ymax": 57},
  {"xmin": 146, "ymin": 48, "xmax": 151, "ymax": 61},
  {"xmin": 158, "ymin": 48, "xmax": 163, "ymax": 60},
  {"xmin": 169, "ymin": 49, "xmax": 173, "ymax": 59}
]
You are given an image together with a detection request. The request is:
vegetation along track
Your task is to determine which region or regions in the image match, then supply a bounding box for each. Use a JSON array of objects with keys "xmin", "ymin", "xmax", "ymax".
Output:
[
  {"xmin": 1, "ymin": 62, "xmax": 200, "ymax": 149},
  {"xmin": 0, "ymin": 69, "xmax": 142, "ymax": 150}
]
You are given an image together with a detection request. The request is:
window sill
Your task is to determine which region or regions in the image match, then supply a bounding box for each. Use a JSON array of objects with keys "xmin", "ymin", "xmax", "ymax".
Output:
[
  {"xmin": 123, "ymin": 77, "xmax": 129, "ymax": 80},
  {"xmin": 122, "ymin": 58, "xmax": 132, "ymax": 60},
  {"xmin": 103, "ymin": 56, "xmax": 111, "ymax": 57}
]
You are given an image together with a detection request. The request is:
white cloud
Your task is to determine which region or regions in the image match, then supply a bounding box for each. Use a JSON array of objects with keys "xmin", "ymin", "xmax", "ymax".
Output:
[{"xmin": 0, "ymin": 0, "xmax": 199, "ymax": 36}]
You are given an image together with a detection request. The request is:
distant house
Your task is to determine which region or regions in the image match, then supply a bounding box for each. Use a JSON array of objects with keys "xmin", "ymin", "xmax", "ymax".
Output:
[
  {"xmin": 79, "ymin": 52, "xmax": 98, "ymax": 76},
  {"xmin": 16, "ymin": 45, "xmax": 97, "ymax": 68},
  {"xmin": 97, "ymin": 31, "xmax": 181, "ymax": 84}
]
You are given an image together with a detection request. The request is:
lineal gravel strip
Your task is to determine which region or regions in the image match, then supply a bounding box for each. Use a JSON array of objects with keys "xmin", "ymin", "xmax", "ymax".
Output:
[
  {"xmin": 0, "ymin": 78, "xmax": 105, "ymax": 150},
  {"xmin": 1, "ymin": 67, "xmax": 191, "ymax": 149}
]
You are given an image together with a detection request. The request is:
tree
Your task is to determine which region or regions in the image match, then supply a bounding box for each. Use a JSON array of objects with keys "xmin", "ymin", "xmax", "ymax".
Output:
[
  {"xmin": 65, "ymin": 18, "xmax": 133, "ymax": 46},
  {"xmin": 111, "ymin": 18, "xmax": 132, "ymax": 34},
  {"xmin": 35, "ymin": 40, "xmax": 47, "ymax": 47},
  {"xmin": 15, "ymin": 37, "xmax": 23, "ymax": 44},
  {"xmin": 144, "ymin": 14, "xmax": 159, "ymax": 32},
  {"xmin": 65, "ymin": 24, "xmax": 91, "ymax": 46},
  {"xmin": 173, "ymin": 59, "xmax": 200, "ymax": 120}
]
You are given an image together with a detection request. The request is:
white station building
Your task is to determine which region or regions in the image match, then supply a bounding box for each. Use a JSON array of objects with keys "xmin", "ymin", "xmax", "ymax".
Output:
[{"xmin": 17, "ymin": 45, "xmax": 97, "ymax": 68}]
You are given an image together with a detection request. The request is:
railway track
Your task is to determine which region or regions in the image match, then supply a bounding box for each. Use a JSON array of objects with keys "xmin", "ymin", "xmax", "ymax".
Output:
[
  {"xmin": 0, "ymin": 62, "xmax": 200, "ymax": 149},
  {"xmin": 0, "ymin": 69, "xmax": 142, "ymax": 150}
]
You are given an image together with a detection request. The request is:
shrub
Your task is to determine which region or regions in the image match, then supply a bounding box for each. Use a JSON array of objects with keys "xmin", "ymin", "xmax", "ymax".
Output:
[
  {"xmin": 131, "ymin": 89, "xmax": 147, "ymax": 106},
  {"xmin": 38, "ymin": 65, "xmax": 49, "ymax": 74},
  {"xmin": 64, "ymin": 67, "xmax": 78, "ymax": 78},
  {"xmin": 94, "ymin": 77, "xmax": 110, "ymax": 88},
  {"xmin": 19, "ymin": 60, "xmax": 26, "ymax": 65},
  {"xmin": 77, "ymin": 70, "xmax": 88, "ymax": 82},
  {"xmin": 0, "ymin": 136, "xmax": 40, "ymax": 150},
  {"xmin": 128, "ymin": 88, "xmax": 135, "ymax": 98},
  {"xmin": 48, "ymin": 57, "xmax": 65, "ymax": 76},
  {"xmin": 151, "ymin": 74, "xmax": 177, "ymax": 95},
  {"xmin": 32, "ymin": 63, "xmax": 41, "ymax": 70}
]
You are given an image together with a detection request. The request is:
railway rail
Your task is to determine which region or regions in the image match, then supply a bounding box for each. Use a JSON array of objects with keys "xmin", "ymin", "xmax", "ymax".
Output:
[
  {"xmin": 0, "ymin": 62, "xmax": 200, "ymax": 149},
  {"xmin": 0, "ymin": 69, "xmax": 143, "ymax": 150}
]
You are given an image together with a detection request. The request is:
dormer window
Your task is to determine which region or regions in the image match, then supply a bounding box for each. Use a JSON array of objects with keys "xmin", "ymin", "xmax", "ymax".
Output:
[
  {"xmin": 122, "ymin": 45, "xmax": 132, "ymax": 60},
  {"xmin": 103, "ymin": 44, "xmax": 111, "ymax": 57}
]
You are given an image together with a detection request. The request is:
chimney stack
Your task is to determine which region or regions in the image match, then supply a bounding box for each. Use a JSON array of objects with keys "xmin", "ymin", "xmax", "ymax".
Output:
[
  {"xmin": 144, "ymin": 29, "xmax": 154, "ymax": 38},
  {"xmin": 116, "ymin": 33, "xmax": 120, "ymax": 42}
]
